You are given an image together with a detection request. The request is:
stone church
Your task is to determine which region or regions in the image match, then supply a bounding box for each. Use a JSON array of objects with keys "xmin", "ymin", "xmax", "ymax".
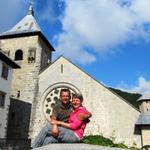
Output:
[{"xmin": 0, "ymin": 6, "xmax": 145, "ymax": 148}]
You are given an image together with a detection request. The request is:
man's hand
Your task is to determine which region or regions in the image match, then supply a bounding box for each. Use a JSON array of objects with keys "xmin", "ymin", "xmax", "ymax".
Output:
[
  {"xmin": 51, "ymin": 119, "xmax": 58, "ymax": 125},
  {"xmin": 50, "ymin": 119, "xmax": 59, "ymax": 137},
  {"xmin": 52, "ymin": 124, "xmax": 59, "ymax": 137}
]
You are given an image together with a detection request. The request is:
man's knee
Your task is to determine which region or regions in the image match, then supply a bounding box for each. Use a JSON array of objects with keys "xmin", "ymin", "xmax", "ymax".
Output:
[
  {"xmin": 52, "ymin": 131, "xmax": 59, "ymax": 137},
  {"xmin": 44, "ymin": 123, "xmax": 52, "ymax": 130}
]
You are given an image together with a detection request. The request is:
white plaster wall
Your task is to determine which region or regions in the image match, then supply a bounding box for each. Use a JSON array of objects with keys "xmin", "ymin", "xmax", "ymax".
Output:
[
  {"xmin": 0, "ymin": 60, "xmax": 12, "ymax": 138},
  {"xmin": 38, "ymin": 57, "xmax": 141, "ymax": 148}
]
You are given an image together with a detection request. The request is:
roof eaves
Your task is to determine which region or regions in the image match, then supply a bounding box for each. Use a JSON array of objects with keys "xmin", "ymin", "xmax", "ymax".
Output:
[
  {"xmin": 0, "ymin": 50, "xmax": 20, "ymax": 68},
  {"xmin": 136, "ymin": 114, "xmax": 150, "ymax": 125},
  {"xmin": 0, "ymin": 31, "xmax": 55, "ymax": 52}
]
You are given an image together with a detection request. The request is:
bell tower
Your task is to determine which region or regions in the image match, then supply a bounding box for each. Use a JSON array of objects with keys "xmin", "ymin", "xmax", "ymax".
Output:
[
  {"xmin": 0, "ymin": 5, "xmax": 55, "ymax": 139},
  {"xmin": 136, "ymin": 97, "xmax": 150, "ymax": 149},
  {"xmin": 0, "ymin": 5, "xmax": 55, "ymax": 102}
]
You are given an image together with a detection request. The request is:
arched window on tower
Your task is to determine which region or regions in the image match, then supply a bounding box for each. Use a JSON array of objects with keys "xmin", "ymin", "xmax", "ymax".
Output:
[{"xmin": 15, "ymin": 49, "xmax": 23, "ymax": 61}]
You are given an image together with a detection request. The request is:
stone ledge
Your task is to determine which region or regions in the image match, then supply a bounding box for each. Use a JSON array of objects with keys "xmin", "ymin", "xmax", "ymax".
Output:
[{"xmin": 33, "ymin": 144, "xmax": 127, "ymax": 150}]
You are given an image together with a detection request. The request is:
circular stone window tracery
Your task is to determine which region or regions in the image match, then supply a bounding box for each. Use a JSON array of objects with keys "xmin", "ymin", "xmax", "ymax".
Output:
[{"xmin": 42, "ymin": 83, "xmax": 80, "ymax": 119}]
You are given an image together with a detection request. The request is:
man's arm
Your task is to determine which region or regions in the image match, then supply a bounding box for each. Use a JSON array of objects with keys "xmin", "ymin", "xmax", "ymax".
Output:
[
  {"xmin": 51, "ymin": 111, "xmax": 89, "ymax": 130},
  {"xmin": 45, "ymin": 106, "xmax": 60, "ymax": 137},
  {"xmin": 51, "ymin": 120, "xmax": 70, "ymax": 129},
  {"xmin": 51, "ymin": 107, "xmax": 60, "ymax": 137}
]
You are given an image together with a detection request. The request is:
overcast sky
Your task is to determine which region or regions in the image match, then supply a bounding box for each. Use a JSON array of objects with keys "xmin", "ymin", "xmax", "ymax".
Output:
[{"xmin": 0, "ymin": 0, "xmax": 150, "ymax": 98}]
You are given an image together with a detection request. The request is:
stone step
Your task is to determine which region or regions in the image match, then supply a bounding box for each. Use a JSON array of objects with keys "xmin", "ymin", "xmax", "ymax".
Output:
[{"xmin": 33, "ymin": 144, "xmax": 127, "ymax": 150}]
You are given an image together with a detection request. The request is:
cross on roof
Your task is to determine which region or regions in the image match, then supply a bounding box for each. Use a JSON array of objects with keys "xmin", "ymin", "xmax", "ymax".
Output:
[{"xmin": 28, "ymin": 0, "xmax": 34, "ymax": 16}]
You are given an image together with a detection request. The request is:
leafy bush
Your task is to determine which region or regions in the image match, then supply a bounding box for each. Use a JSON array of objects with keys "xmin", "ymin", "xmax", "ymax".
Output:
[
  {"xmin": 129, "ymin": 147, "xmax": 140, "ymax": 150},
  {"xmin": 82, "ymin": 135, "xmax": 140, "ymax": 150},
  {"xmin": 82, "ymin": 135, "xmax": 114, "ymax": 147},
  {"xmin": 113, "ymin": 143, "xmax": 128, "ymax": 148}
]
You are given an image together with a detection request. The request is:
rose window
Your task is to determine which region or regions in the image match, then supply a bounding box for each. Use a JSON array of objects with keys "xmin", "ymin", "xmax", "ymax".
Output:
[{"xmin": 43, "ymin": 86, "xmax": 78, "ymax": 119}]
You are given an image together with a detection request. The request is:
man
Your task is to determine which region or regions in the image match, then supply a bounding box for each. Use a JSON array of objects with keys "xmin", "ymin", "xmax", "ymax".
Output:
[{"xmin": 32, "ymin": 88, "xmax": 91, "ymax": 148}]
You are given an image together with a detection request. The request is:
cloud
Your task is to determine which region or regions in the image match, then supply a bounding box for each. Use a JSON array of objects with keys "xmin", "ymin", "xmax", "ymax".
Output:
[
  {"xmin": 53, "ymin": 0, "xmax": 150, "ymax": 64},
  {"xmin": 1, "ymin": 0, "xmax": 150, "ymax": 64},
  {"xmin": 131, "ymin": 0, "xmax": 150, "ymax": 23},
  {"xmin": 116, "ymin": 76, "xmax": 150, "ymax": 99}
]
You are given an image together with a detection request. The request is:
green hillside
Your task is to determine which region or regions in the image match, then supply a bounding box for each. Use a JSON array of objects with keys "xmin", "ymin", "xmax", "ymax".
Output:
[{"xmin": 109, "ymin": 87, "xmax": 142, "ymax": 109}]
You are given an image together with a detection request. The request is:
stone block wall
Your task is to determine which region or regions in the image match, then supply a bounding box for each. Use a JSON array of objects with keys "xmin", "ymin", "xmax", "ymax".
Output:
[
  {"xmin": 141, "ymin": 126, "xmax": 150, "ymax": 147},
  {"xmin": 0, "ymin": 36, "xmax": 41, "ymax": 103}
]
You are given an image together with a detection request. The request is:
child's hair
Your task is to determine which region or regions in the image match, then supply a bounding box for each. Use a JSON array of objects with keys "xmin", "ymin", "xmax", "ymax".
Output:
[{"xmin": 72, "ymin": 93, "xmax": 83, "ymax": 102}]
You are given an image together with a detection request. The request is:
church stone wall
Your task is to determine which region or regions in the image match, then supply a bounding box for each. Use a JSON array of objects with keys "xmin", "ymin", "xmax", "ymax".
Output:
[
  {"xmin": 0, "ymin": 36, "xmax": 41, "ymax": 103},
  {"xmin": 38, "ymin": 38, "xmax": 52, "ymax": 70},
  {"xmin": 37, "ymin": 57, "xmax": 141, "ymax": 148}
]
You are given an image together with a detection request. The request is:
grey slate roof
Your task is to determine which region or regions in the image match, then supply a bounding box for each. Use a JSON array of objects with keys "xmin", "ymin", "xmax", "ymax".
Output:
[
  {"xmin": 137, "ymin": 96, "xmax": 150, "ymax": 102},
  {"xmin": 0, "ymin": 5, "xmax": 55, "ymax": 51},
  {"xmin": 137, "ymin": 99, "xmax": 150, "ymax": 102},
  {"xmin": 0, "ymin": 6, "xmax": 41, "ymax": 36},
  {"xmin": 136, "ymin": 114, "xmax": 150, "ymax": 125}
]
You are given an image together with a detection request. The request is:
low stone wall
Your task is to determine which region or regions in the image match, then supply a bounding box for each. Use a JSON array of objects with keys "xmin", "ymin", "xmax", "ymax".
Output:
[{"xmin": 33, "ymin": 144, "xmax": 127, "ymax": 150}]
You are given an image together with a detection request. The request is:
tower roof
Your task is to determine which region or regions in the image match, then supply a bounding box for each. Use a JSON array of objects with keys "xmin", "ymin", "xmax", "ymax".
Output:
[
  {"xmin": 136, "ymin": 114, "xmax": 150, "ymax": 125},
  {"xmin": 137, "ymin": 94, "xmax": 150, "ymax": 102},
  {"xmin": 0, "ymin": 5, "xmax": 55, "ymax": 51},
  {"xmin": 0, "ymin": 5, "xmax": 41, "ymax": 36}
]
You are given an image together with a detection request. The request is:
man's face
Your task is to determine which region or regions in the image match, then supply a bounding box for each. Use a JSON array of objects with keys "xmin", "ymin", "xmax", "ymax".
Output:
[{"xmin": 60, "ymin": 91, "xmax": 70, "ymax": 105}]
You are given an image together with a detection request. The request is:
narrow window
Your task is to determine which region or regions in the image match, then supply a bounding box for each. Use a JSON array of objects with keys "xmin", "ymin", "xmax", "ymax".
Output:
[
  {"xmin": 0, "ymin": 91, "xmax": 6, "ymax": 108},
  {"xmin": 15, "ymin": 49, "xmax": 23, "ymax": 61},
  {"xmin": 28, "ymin": 48, "xmax": 36, "ymax": 63},
  {"xmin": 61, "ymin": 64, "xmax": 63, "ymax": 73},
  {"xmin": 1, "ymin": 63, "xmax": 9, "ymax": 80}
]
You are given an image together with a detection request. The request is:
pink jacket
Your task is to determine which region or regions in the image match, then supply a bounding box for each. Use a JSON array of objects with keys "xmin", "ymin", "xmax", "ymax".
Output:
[{"xmin": 69, "ymin": 107, "xmax": 88, "ymax": 139}]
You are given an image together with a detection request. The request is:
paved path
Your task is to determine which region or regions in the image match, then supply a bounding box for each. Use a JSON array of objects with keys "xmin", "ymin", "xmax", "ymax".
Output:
[{"xmin": 33, "ymin": 144, "xmax": 128, "ymax": 150}]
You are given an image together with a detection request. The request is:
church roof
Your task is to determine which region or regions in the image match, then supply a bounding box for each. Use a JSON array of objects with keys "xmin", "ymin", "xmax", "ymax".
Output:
[
  {"xmin": 0, "ymin": 5, "xmax": 55, "ymax": 51},
  {"xmin": 136, "ymin": 114, "xmax": 150, "ymax": 125}
]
